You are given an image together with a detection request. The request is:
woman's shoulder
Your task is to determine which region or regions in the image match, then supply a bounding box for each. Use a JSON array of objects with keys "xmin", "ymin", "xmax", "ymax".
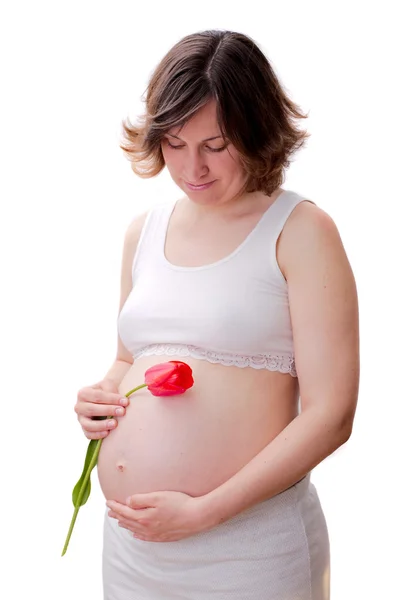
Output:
[
  {"xmin": 278, "ymin": 198, "xmax": 348, "ymax": 282},
  {"xmin": 123, "ymin": 195, "xmax": 182, "ymax": 246},
  {"xmin": 283, "ymin": 197, "xmax": 338, "ymax": 249},
  {"xmin": 125, "ymin": 209, "xmax": 151, "ymax": 245}
]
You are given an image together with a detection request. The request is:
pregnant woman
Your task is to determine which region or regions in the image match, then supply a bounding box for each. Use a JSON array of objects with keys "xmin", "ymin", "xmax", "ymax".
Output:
[{"xmin": 75, "ymin": 30, "xmax": 360, "ymax": 600}]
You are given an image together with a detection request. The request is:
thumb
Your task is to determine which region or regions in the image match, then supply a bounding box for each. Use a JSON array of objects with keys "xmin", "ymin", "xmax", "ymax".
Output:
[{"xmin": 126, "ymin": 493, "xmax": 157, "ymax": 508}]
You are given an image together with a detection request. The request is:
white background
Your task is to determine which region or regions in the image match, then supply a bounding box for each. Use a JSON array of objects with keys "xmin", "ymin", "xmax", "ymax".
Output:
[{"xmin": 1, "ymin": 1, "xmax": 400, "ymax": 599}]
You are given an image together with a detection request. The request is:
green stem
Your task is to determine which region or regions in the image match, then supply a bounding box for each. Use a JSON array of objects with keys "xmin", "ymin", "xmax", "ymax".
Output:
[
  {"xmin": 61, "ymin": 438, "xmax": 102, "ymax": 556},
  {"xmin": 61, "ymin": 382, "xmax": 148, "ymax": 556},
  {"xmin": 124, "ymin": 382, "xmax": 148, "ymax": 397}
]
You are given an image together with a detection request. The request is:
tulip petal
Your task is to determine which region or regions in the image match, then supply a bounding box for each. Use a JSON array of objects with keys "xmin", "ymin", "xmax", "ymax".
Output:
[{"xmin": 145, "ymin": 361, "xmax": 194, "ymax": 397}]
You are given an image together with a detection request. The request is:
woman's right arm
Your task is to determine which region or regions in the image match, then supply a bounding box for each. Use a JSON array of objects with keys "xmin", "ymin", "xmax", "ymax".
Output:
[{"xmin": 74, "ymin": 210, "xmax": 149, "ymax": 439}]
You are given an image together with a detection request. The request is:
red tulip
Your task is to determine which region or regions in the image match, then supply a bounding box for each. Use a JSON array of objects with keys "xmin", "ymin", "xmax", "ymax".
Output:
[{"xmin": 144, "ymin": 361, "xmax": 194, "ymax": 396}]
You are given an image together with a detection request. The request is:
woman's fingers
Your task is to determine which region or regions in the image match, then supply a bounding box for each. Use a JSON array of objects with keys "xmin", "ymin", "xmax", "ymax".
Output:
[
  {"xmin": 77, "ymin": 386, "xmax": 128, "ymax": 407},
  {"xmin": 83, "ymin": 429, "xmax": 109, "ymax": 440},
  {"xmin": 75, "ymin": 401, "xmax": 126, "ymax": 420},
  {"xmin": 74, "ymin": 381, "xmax": 130, "ymax": 439},
  {"xmin": 77, "ymin": 414, "xmax": 118, "ymax": 436}
]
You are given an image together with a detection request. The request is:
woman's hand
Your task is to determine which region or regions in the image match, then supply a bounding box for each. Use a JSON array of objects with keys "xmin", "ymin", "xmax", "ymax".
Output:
[
  {"xmin": 74, "ymin": 378, "xmax": 129, "ymax": 440},
  {"xmin": 106, "ymin": 491, "xmax": 212, "ymax": 542}
]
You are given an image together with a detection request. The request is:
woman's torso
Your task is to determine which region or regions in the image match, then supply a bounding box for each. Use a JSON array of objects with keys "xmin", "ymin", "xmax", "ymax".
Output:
[{"xmin": 98, "ymin": 188, "xmax": 308, "ymax": 502}]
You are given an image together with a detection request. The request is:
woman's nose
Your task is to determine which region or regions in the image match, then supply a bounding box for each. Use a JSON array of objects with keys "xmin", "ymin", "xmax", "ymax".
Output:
[{"xmin": 184, "ymin": 153, "xmax": 209, "ymax": 183}]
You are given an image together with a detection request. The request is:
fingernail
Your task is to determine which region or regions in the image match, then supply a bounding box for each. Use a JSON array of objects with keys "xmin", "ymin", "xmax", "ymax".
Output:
[
  {"xmin": 120, "ymin": 397, "xmax": 128, "ymax": 406},
  {"xmin": 115, "ymin": 407, "xmax": 124, "ymax": 416},
  {"xmin": 107, "ymin": 420, "xmax": 116, "ymax": 428}
]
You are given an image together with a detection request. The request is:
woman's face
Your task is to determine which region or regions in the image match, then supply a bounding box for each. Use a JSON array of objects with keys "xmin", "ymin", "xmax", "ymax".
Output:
[{"xmin": 161, "ymin": 100, "xmax": 247, "ymax": 207}]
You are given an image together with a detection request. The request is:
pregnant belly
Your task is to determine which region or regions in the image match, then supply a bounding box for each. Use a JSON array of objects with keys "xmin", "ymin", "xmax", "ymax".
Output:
[{"xmin": 97, "ymin": 355, "xmax": 298, "ymax": 503}]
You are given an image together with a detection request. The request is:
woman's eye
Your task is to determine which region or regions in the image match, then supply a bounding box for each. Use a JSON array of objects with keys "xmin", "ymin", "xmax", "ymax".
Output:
[
  {"xmin": 166, "ymin": 141, "xmax": 184, "ymax": 149},
  {"xmin": 165, "ymin": 140, "xmax": 227, "ymax": 152}
]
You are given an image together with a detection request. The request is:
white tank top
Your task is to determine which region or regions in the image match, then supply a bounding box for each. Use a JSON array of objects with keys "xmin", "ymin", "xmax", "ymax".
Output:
[{"xmin": 118, "ymin": 189, "xmax": 315, "ymax": 377}]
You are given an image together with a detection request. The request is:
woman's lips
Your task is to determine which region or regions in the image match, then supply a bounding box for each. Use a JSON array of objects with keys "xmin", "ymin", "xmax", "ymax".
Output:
[{"xmin": 185, "ymin": 180, "xmax": 215, "ymax": 191}]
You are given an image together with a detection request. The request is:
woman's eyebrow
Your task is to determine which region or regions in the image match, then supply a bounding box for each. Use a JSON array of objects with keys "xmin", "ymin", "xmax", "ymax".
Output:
[{"xmin": 166, "ymin": 133, "xmax": 224, "ymax": 142}]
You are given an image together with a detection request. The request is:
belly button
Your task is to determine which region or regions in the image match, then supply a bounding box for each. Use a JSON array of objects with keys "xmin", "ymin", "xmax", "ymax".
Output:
[{"xmin": 116, "ymin": 460, "xmax": 126, "ymax": 472}]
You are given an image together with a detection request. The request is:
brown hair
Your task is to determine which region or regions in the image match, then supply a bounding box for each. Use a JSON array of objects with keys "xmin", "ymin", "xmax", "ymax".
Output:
[{"xmin": 120, "ymin": 30, "xmax": 310, "ymax": 197}]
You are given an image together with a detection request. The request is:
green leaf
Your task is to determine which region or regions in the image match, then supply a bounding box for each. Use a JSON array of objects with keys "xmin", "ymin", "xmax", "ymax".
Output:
[{"xmin": 72, "ymin": 439, "xmax": 98, "ymax": 507}]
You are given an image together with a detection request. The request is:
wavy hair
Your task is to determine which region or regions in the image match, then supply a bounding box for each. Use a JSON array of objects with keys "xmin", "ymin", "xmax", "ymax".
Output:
[{"xmin": 120, "ymin": 30, "xmax": 310, "ymax": 196}]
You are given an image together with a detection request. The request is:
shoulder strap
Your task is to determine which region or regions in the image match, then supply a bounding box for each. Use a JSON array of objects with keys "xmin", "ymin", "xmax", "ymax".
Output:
[
  {"xmin": 251, "ymin": 189, "xmax": 316, "ymax": 283},
  {"xmin": 267, "ymin": 190, "xmax": 316, "ymax": 238},
  {"xmin": 131, "ymin": 200, "xmax": 174, "ymax": 278}
]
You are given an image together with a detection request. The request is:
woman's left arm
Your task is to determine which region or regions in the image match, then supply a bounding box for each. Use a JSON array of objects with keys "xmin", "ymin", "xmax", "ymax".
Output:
[{"xmin": 198, "ymin": 202, "xmax": 360, "ymax": 528}]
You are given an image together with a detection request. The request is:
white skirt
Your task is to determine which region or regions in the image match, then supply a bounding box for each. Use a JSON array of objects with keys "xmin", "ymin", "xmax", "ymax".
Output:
[{"xmin": 102, "ymin": 473, "xmax": 330, "ymax": 600}]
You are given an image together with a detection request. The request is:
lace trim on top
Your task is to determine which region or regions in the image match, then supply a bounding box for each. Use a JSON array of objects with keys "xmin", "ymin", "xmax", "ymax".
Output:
[{"xmin": 133, "ymin": 343, "xmax": 297, "ymax": 377}]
